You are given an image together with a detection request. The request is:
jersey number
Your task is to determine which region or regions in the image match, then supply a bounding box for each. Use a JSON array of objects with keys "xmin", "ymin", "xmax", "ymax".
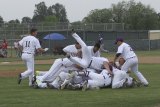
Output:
[{"xmin": 25, "ymin": 41, "xmax": 30, "ymax": 47}]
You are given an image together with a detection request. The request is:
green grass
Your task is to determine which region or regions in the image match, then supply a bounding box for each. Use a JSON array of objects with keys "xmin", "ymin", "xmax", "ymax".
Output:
[
  {"xmin": 101, "ymin": 50, "xmax": 160, "ymax": 57},
  {"xmin": 0, "ymin": 64, "xmax": 160, "ymax": 107},
  {"xmin": 1, "ymin": 50, "xmax": 160, "ymax": 62}
]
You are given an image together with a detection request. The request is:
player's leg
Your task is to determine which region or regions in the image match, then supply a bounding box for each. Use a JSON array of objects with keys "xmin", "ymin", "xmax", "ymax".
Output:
[
  {"xmin": 121, "ymin": 59, "xmax": 131, "ymax": 72},
  {"xmin": 85, "ymin": 72, "xmax": 103, "ymax": 88},
  {"xmin": 20, "ymin": 54, "xmax": 34, "ymax": 86},
  {"xmin": 112, "ymin": 71, "xmax": 127, "ymax": 89},
  {"xmin": 50, "ymin": 72, "xmax": 69, "ymax": 89},
  {"xmin": 39, "ymin": 58, "xmax": 63, "ymax": 82},
  {"xmin": 131, "ymin": 57, "xmax": 148, "ymax": 86},
  {"xmin": 28, "ymin": 57, "xmax": 34, "ymax": 86}
]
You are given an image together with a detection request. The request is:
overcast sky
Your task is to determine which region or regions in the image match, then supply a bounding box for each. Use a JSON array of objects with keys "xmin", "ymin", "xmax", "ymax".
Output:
[{"xmin": 0, "ymin": 0, "xmax": 160, "ymax": 22}]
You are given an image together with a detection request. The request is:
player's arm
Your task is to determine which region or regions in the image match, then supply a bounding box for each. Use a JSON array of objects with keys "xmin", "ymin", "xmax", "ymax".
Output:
[
  {"xmin": 103, "ymin": 61, "xmax": 113, "ymax": 75},
  {"xmin": 18, "ymin": 39, "xmax": 23, "ymax": 52},
  {"xmin": 113, "ymin": 53, "xmax": 121, "ymax": 63},
  {"xmin": 114, "ymin": 45, "xmax": 123, "ymax": 63},
  {"xmin": 35, "ymin": 39, "xmax": 48, "ymax": 53},
  {"xmin": 37, "ymin": 48, "xmax": 48, "ymax": 53},
  {"xmin": 63, "ymin": 45, "xmax": 71, "ymax": 53}
]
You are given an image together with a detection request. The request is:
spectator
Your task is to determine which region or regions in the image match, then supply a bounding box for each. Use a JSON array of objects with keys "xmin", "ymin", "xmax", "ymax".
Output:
[
  {"xmin": 14, "ymin": 40, "xmax": 21, "ymax": 57},
  {"xmin": 1, "ymin": 39, "xmax": 8, "ymax": 57}
]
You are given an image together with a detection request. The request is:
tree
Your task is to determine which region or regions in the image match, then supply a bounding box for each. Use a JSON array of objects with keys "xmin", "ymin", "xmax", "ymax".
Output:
[
  {"xmin": 125, "ymin": 1, "xmax": 158, "ymax": 30},
  {"xmin": 83, "ymin": 0, "xmax": 159, "ymax": 30},
  {"xmin": 32, "ymin": 2, "xmax": 48, "ymax": 23},
  {"xmin": 82, "ymin": 9, "xmax": 113, "ymax": 23},
  {"xmin": 8, "ymin": 19, "xmax": 20, "ymax": 24},
  {"xmin": 0, "ymin": 16, "xmax": 4, "ymax": 27},
  {"xmin": 49, "ymin": 3, "xmax": 68, "ymax": 22},
  {"xmin": 21, "ymin": 17, "xmax": 32, "ymax": 24},
  {"xmin": 42, "ymin": 16, "xmax": 58, "ymax": 25},
  {"xmin": 32, "ymin": 2, "xmax": 68, "ymax": 23}
]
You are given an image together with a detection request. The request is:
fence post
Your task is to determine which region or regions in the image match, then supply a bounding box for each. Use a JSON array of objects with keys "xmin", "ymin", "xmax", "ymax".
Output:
[{"xmin": 148, "ymin": 31, "xmax": 151, "ymax": 51}]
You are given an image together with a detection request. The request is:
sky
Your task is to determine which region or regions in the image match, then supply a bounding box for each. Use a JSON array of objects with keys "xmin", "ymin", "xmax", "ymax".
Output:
[{"xmin": 0, "ymin": 0, "xmax": 160, "ymax": 22}]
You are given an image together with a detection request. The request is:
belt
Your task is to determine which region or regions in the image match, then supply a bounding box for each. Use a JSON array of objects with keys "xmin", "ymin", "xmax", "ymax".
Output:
[
  {"xmin": 22, "ymin": 52, "xmax": 32, "ymax": 54},
  {"xmin": 87, "ymin": 60, "xmax": 93, "ymax": 68}
]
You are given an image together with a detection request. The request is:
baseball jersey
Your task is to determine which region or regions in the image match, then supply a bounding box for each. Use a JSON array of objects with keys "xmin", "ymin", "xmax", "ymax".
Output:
[
  {"xmin": 19, "ymin": 35, "xmax": 41, "ymax": 54},
  {"xmin": 117, "ymin": 42, "xmax": 136, "ymax": 60},
  {"xmin": 87, "ymin": 46, "xmax": 100, "ymax": 57},
  {"xmin": 90, "ymin": 57, "xmax": 109, "ymax": 71}
]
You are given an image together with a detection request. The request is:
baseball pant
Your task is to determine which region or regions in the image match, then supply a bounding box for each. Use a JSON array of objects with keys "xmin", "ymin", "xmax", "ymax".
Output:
[
  {"xmin": 121, "ymin": 57, "xmax": 148, "ymax": 85},
  {"xmin": 21, "ymin": 53, "xmax": 34, "ymax": 86},
  {"xmin": 39, "ymin": 58, "xmax": 76, "ymax": 82},
  {"xmin": 87, "ymin": 70, "xmax": 111, "ymax": 88},
  {"xmin": 112, "ymin": 70, "xmax": 128, "ymax": 89}
]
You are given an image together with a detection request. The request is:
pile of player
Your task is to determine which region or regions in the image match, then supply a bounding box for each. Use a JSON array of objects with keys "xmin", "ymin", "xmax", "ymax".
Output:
[{"xmin": 31, "ymin": 30, "xmax": 149, "ymax": 91}]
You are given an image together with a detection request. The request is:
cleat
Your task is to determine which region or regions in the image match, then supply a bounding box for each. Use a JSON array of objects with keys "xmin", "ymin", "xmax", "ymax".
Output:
[
  {"xmin": 82, "ymin": 80, "xmax": 88, "ymax": 91},
  {"xmin": 60, "ymin": 81, "xmax": 68, "ymax": 90},
  {"xmin": 61, "ymin": 79, "xmax": 70, "ymax": 90},
  {"xmin": 18, "ymin": 74, "xmax": 22, "ymax": 84},
  {"xmin": 33, "ymin": 82, "xmax": 39, "ymax": 89},
  {"xmin": 122, "ymin": 78, "xmax": 128, "ymax": 88},
  {"xmin": 32, "ymin": 75, "xmax": 36, "ymax": 85},
  {"xmin": 132, "ymin": 78, "xmax": 142, "ymax": 87}
]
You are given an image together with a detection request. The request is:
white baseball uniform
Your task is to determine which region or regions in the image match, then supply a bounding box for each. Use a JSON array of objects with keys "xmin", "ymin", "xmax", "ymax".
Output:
[
  {"xmin": 19, "ymin": 35, "xmax": 41, "ymax": 86},
  {"xmin": 87, "ymin": 69, "xmax": 111, "ymax": 88},
  {"xmin": 69, "ymin": 33, "xmax": 92, "ymax": 68},
  {"xmin": 112, "ymin": 67, "xmax": 129, "ymax": 88},
  {"xmin": 87, "ymin": 46, "xmax": 100, "ymax": 57},
  {"xmin": 117, "ymin": 42, "xmax": 148, "ymax": 85},
  {"xmin": 63, "ymin": 45, "xmax": 80, "ymax": 57},
  {"xmin": 89, "ymin": 57, "xmax": 109, "ymax": 71},
  {"xmin": 37, "ymin": 58, "xmax": 78, "ymax": 83}
]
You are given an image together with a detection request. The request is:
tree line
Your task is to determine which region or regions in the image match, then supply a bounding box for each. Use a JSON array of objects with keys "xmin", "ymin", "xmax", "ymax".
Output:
[{"xmin": 0, "ymin": 0, "xmax": 160, "ymax": 30}]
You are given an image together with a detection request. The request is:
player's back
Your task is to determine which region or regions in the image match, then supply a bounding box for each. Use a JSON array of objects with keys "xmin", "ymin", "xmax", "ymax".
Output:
[
  {"xmin": 90, "ymin": 57, "xmax": 109, "ymax": 71},
  {"xmin": 20, "ymin": 35, "xmax": 40, "ymax": 54},
  {"xmin": 119, "ymin": 42, "xmax": 136, "ymax": 60}
]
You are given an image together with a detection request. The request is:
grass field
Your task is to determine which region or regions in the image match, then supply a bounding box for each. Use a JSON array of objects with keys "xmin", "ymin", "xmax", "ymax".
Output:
[{"xmin": 0, "ymin": 51, "xmax": 160, "ymax": 107}]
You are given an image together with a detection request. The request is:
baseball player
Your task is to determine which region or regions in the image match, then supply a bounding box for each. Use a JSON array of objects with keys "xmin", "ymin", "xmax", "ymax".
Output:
[
  {"xmin": 68, "ymin": 31, "xmax": 92, "ymax": 69},
  {"xmin": 34, "ymin": 58, "xmax": 79, "ymax": 87},
  {"xmin": 81, "ymin": 69, "xmax": 112, "ymax": 91},
  {"xmin": 87, "ymin": 43, "xmax": 101, "ymax": 57},
  {"xmin": 18, "ymin": 28, "xmax": 48, "ymax": 86},
  {"xmin": 35, "ymin": 42, "xmax": 82, "ymax": 77},
  {"xmin": 113, "ymin": 38, "xmax": 148, "ymax": 86},
  {"xmin": 97, "ymin": 35, "xmax": 109, "ymax": 53},
  {"xmin": 60, "ymin": 56, "xmax": 112, "ymax": 90}
]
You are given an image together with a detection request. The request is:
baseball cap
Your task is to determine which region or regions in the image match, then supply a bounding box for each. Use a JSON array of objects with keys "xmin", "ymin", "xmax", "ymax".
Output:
[{"xmin": 115, "ymin": 37, "xmax": 124, "ymax": 44}]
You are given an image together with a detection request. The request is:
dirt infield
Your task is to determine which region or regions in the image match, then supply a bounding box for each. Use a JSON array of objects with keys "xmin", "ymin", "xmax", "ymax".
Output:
[
  {"xmin": 0, "ymin": 56, "xmax": 160, "ymax": 65},
  {"xmin": 0, "ymin": 70, "xmax": 21, "ymax": 77},
  {"xmin": 0, "ymin": 56, "xmax": 159, "ymax": 77}
]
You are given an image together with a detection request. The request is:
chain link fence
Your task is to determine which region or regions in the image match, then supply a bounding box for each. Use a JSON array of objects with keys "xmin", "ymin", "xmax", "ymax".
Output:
[{"xmin": 0, "ymin": 23, "xmax": 159, "ymax": 58}]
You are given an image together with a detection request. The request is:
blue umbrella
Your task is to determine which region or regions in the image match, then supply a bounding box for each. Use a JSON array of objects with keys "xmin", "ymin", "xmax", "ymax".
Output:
[{"xmin": 43, "ymin": 33, "xmax": 66, "ymax": 40}]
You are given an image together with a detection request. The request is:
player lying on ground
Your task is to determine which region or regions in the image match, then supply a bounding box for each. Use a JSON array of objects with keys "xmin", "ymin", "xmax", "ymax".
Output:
[{"xmin": 34, "ymin": 32, "xmax": 139, "ymax": 90}]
